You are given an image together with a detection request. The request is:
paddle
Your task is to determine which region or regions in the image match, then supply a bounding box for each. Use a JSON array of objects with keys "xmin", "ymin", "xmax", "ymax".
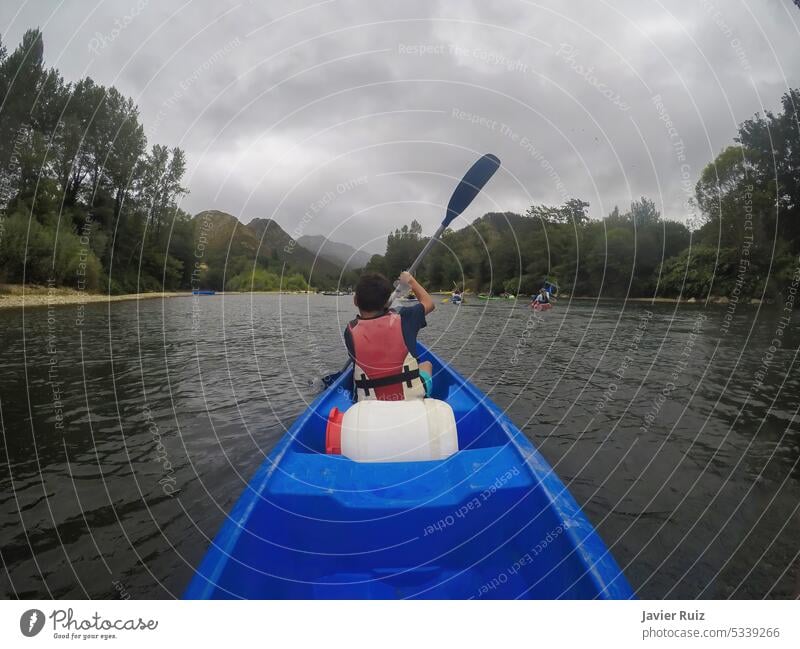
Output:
[{"xmin": 320, "ymin": 153, "xmax": 501, "ymax": 387}]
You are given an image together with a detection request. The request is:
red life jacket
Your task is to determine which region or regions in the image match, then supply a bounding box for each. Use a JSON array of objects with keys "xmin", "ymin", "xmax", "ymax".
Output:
[{"xmin": 347, "ymin": 310, "xmax": 425, "ymax": 401}]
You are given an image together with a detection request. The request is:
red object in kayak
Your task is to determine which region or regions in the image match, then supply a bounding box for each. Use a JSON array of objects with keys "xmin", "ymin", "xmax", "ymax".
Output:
[
  {"xmin": 325, "ymin": 407, "xmax": 344, "ymax": 454},
  {"xmin": 531, "ymin": 302, "xmax": 552, "ymax": 311}
]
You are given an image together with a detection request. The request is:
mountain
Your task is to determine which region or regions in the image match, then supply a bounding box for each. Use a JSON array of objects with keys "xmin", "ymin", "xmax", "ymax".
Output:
[
  {"xmin": 246, "ymin": 218, "xmax": 342, "ymax": 275},
  {"xmin": 191, "ymin": 211, "xmax": 347, "ymax": 290},
  {"xmin": 297, "ymin": 235, "xmax": 373, "ymax": 270}
]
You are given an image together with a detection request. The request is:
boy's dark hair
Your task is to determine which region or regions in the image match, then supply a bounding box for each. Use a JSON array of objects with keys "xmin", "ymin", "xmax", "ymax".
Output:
[{"xmin": 355, "ymin": 272, "xmax": 393, "ymax": 311}]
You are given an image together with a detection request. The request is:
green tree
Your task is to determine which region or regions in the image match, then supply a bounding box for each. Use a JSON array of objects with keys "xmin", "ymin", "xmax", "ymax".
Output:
[
  {"xmin": 0, "ymin": 29, "xmax": 43, "ymax": 183},
  {"xmin": 630, "ymin": 196, "xmax": 660, "ymax": 226}
]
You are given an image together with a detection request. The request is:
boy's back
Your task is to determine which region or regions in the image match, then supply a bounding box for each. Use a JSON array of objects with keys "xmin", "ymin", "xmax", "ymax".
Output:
[{"xmin": 344, "ymin": 272, "xmax": 435, "ymax": 401}]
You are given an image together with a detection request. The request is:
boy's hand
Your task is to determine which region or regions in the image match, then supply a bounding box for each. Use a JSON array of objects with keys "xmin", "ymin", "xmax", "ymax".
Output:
[
  {"xmin": 399, "ymin": 271, "xmax": 414, "ymax": 286},
  {"xmin": 399, "ymin": 271, "xmax": 435, "ymax": 315}
]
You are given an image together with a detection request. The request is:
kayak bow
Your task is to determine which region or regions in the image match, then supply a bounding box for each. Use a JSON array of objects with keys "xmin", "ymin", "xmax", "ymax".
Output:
[{"xmin": 185, "ymin": 343, "xmax": 633, "ymax": 600}]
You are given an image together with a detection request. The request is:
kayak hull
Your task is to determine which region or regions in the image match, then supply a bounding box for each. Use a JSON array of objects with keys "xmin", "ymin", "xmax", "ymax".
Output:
[
  {"xmin": 184, "ymin": 343, "xmax": 633, "ymax": 600},
  {"xmin": 532, "ymin": 302, "xmax": 552, "ymax": 311}
]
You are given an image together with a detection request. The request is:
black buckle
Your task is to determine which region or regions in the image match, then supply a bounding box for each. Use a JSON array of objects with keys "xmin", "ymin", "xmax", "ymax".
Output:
[{"xmin": 355, "ymin": 367, "xmax": 420, "ymax": 393}]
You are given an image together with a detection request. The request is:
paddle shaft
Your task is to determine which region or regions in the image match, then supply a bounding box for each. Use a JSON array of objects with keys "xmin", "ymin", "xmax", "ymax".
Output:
[{"xmin": 387, "ymin": 222, "xmax": 447, "ymax": 307}]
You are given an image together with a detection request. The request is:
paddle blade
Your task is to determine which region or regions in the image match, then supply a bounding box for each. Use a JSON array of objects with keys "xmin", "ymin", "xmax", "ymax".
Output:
[{"xmin": 444, "ymin": 154, "xmax": 501, "ymax": 226}]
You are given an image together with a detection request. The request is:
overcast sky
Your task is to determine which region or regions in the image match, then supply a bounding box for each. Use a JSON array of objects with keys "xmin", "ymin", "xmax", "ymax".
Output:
[{"xmin": 2, "ymin": 0, "xmax": 799, "ymax": 253}]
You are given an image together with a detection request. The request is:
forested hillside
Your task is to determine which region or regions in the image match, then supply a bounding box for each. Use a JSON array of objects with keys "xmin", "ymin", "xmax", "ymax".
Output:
[
  {"xmin": 366, "ymin": 89, "xmax": 800, "ymax": 300},
  {"xmin": 196, "ymin": 212, "xmax": 347, "ymax": 292},
  {"xmin": 0, "ymin": 30, "xmax": 349, "ymax": 294}
]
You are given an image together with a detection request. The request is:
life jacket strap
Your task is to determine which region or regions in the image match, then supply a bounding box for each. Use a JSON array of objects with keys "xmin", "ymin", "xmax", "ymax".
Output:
[{"xmin": 354, "ymin": 365, "xmax": 420, "ymax": 396}]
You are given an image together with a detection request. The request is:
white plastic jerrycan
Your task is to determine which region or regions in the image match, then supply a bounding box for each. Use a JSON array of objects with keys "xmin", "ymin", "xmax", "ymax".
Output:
[{"xmin": 326, "ymin": 399, "xmax": 458, "ymax": 463}]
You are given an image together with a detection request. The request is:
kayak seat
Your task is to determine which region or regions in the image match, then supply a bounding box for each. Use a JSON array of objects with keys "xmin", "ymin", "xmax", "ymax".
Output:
[{"xmin": 268, "ymin": 445, "xmax": 532, "ymax": 513}]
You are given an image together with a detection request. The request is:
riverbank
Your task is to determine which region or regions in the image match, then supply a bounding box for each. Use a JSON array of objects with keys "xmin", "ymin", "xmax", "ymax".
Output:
[
  {"xmin": 0, "ymin": 284, "xmax": 187, "ymax": 310},
  {"xmin": 0, "ymin": 286, "xmax": 331, "ymax": 309}
]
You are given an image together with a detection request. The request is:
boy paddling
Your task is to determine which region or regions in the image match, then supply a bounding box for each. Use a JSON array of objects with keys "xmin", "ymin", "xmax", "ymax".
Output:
[
  {"xmin": 531, "ymin": 288, "xmax": 552, "ymax": 307},
  {"xmin": 344, "ymin": 271, "xmax": 435, "ymax": 401}
]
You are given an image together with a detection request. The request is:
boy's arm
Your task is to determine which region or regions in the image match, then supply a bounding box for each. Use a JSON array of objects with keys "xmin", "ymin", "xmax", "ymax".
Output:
[
  {"xmin": 399, "ymin": 271, "xmax": 435, "ymax": 315},
  {"xmin": 343, "ymin": 326, "xmax": 355, "ymax": 361}
]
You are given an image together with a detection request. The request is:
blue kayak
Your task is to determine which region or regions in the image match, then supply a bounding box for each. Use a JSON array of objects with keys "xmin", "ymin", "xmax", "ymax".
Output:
[{"xmin": 184, "ymin": 343, "xmax": 634, "ymax": 599}]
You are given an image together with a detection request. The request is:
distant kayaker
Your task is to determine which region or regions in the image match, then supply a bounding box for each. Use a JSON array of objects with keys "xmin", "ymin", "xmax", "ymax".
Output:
[
  {"xmin": 344, "ymin": 271, "xmax": 435, "ymax": 401},
  {"xmin": 531, "ymin": 288, "xmax": 551, "ymax": 307}
]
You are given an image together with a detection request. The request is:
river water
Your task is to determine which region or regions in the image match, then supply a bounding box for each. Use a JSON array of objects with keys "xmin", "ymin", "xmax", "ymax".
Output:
[{"xmin": 1, "ymin": 294, "xmax": 798, "ymax": 599}]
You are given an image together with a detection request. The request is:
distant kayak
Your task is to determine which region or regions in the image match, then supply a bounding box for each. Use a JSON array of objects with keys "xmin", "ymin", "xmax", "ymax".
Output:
[
  {"xmin": 531, "ymin": 302, "xmax": 552, "ymax": 312},
  {"xmin": 192, "ymin": 290, "xmax": 216, "ymax": 296},
  {"xmin": 184, "ymin": 342, "xmax": 633, "ymax": 600}
]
